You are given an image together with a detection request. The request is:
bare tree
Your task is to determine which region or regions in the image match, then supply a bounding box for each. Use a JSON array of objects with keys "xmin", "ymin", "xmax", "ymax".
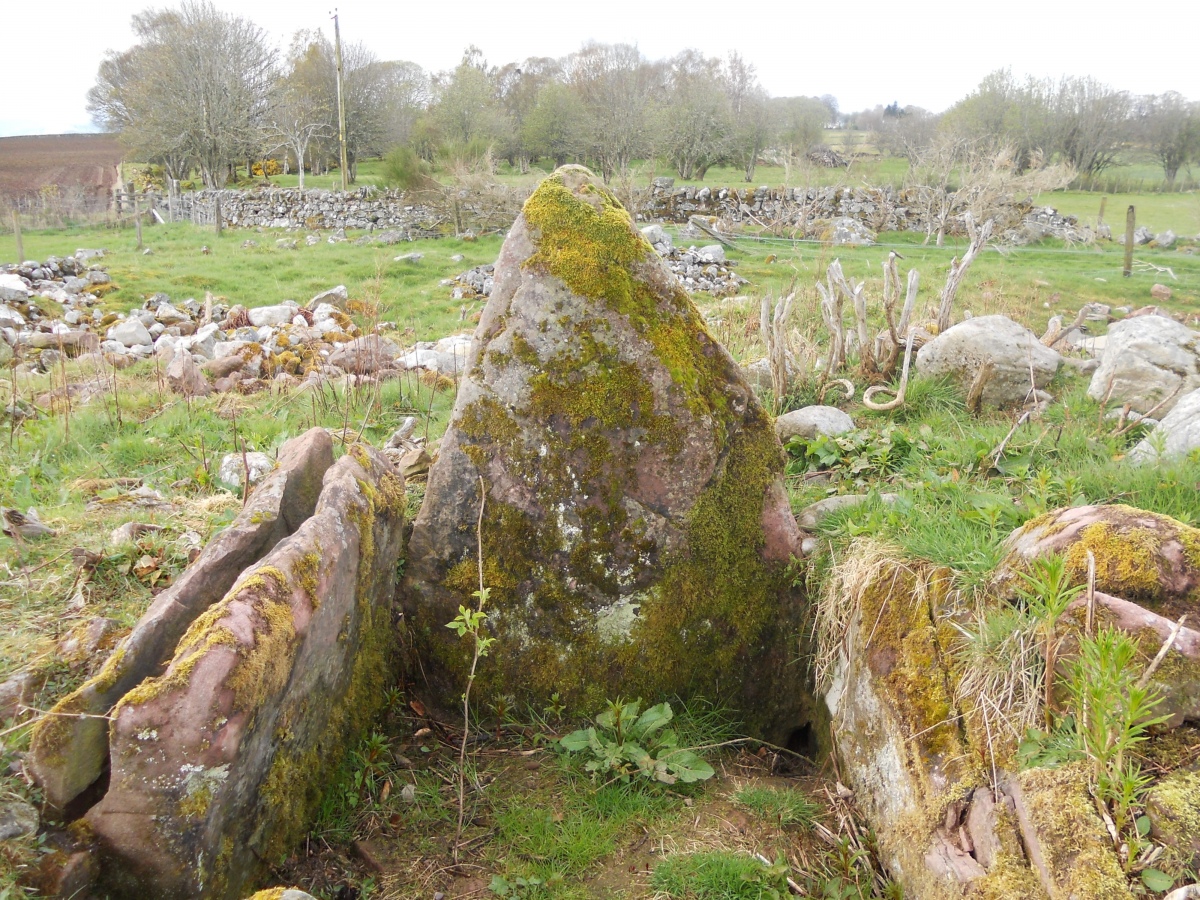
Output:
[
  {"xmin": 659, "ymin": 50, "xmax": 730, "ymax": 180},
  {"xmin": 91, "ymin": 2, "xmax": 277, "ymax": 188},
  {"xmin": 567, "ymin": 42, "xmax": 662, "ymax": 182},
  {"xmin": 1137, "ymin": 92, "xmax": 1199, "ymax": 185}
]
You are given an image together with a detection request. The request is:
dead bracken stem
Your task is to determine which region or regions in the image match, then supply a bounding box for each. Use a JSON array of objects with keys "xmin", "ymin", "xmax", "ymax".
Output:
[{"xmin": 454, "ymin": 476, "xmax": 489, "ymax": 864}]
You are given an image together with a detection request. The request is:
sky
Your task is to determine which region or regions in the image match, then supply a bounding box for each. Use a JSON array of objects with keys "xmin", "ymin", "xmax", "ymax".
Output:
[{"xmin": 2, "ymin": 0, "xmax": 1197, "ymax": 137}]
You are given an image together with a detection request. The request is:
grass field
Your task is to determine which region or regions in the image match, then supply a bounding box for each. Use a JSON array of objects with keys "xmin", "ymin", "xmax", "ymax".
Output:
[{"xmin": 4, "ymin": 186, "xmax": 1200, "ymax": 897}]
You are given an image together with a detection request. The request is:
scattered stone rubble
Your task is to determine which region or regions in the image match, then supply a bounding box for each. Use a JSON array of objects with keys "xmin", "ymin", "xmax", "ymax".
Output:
[{"xmin": 0, "ymin": 254, "xmax": 475, "ymax": 400}]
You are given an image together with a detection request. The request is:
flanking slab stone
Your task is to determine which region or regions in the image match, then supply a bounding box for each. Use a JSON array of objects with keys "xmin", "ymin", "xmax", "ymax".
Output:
[
  {"xmin": 85, "ymin": 445, "xmax": 405, "ymax": 899},
  {"xmin": 30, "ymin": 429, "xmax": 334, "ymax": 812},
  {"xmin": 405, "ymin": 166, "xmax": 805, "ymax": 742}
]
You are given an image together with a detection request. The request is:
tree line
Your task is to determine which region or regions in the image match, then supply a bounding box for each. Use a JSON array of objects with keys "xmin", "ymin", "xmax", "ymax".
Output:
[{"xmin": 87, "ymin": 1, "xmax": 1199, "ymax": 189}]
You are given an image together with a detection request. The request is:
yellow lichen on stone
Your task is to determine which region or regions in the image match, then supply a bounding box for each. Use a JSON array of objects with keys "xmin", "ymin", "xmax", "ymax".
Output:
[
  {"xmin": 242, "ymin": 890, "xmax": 286, "ymax": 900},
  {"xmin": 226, "ymin": 598, "xmax": 298, "ymax": 713},
  {"xmin": 1063, "ymin": 521, "xmax": 1161, "ymax": 597}
]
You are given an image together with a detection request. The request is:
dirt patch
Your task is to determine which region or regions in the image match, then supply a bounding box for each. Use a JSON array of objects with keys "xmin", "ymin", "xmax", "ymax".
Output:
[{"xmin": 0, "ymin": 133, "xmax": 123, "ymax": 203}]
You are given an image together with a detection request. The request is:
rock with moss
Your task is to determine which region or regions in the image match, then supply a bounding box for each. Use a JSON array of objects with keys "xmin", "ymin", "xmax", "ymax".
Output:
[
  {"xmin": 820, "ymin": 549, "xmax": 990, "ymax": 898},
  {"xmin": 1000, "ymin": 504, "xmax": 1200, "ymax": 619},
  {"xmin": 1008, "ymin": 764, "xmax": 1135, "ymax": 899},
  {"xmin": 84, "ymin": 445, "xmax": 405, "ymax": 899},
  {"xmin": 1057, "ymin": 591, "xmax": 1200, "ymax": 728},
  {"xmin": 404, "ymin": 165, "xmax": 804, "ymax": 742},
  {"xmin": 29, "ymin": 428, "xmax": 334, "ymax": 813},
  {"xmin": 1146, "ymin": 768, "xmax": 1200, "ymax": 866}
]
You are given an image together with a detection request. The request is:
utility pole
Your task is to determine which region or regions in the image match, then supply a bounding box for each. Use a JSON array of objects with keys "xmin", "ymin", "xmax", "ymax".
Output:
[{"xmin": 332, "ymin": 10, "xmax": 349, "ymax": 192}]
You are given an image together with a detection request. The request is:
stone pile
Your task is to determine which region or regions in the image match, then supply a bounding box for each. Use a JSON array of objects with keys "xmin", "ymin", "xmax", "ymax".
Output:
[
  {"xmin": 0, "ymin": 259, "xmax": 475, "ymax": 399},
  {"xmin": 640, "ymin": 225, "xmax": 748, "ymax": 295}
]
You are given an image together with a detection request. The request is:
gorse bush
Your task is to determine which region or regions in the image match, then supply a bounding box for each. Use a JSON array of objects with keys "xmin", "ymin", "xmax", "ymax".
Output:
[{"xmin": 381, "ymin": 145, "xmax": 435, "ymax": 191}]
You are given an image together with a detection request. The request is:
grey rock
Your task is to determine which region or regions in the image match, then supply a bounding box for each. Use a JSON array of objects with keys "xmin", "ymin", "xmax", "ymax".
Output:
[
  {"xmin": 328, "ymin": 335, "xmax": 401, "ymax": 375},
  {"xmin": 154, "ymin": 303, "xmax": 191, "ymax": 326},
  {"xmin": 1134, "ymin": 225, "xmax": 1154, "ymax": 245},
  {"xmin": 75, "ymin": 248, "xmax": 105, "ymax": 261},
  {"xmin": 0, "ymin": 801, "xmax": 38, "ymax": 841},
  {"xmin": 827, "ymin": 217, "xmax": 876, "ymax": 246},
  {"xmin": 308, "ymin": 285, "xmax": 347, "ymax": 308},
  {"xmin": 797, "ymin": 493, "xmax": 898, "ymax": 530},
  {"xmin": 393, "ymin": 252, "xmax": 424, "ymax": 263},
  {"xmin": 916, "ymin": 315, "xmax": 1061, "ymax": 408},
  {"xmin": 1087, "ymin": 316, "xmax": 1200, "ymax": 416},
  {"xmin": 1156, "ymin": 230, "xmax": 1176, "ymax": 249},
  {"xmin": 166, "ymin": 350, "xmax": 212, "ymax": 398},
  {"xmin": 1130, "ymin": 388, "xmax": 1200, "ymax": 463},
  {"xmin": 219, "ymin": 452, "xmax": 274, "ymax": 489},
  {"xmin": 108, "ymin": 318, "xmax": 153, "ymax": 348},
  {"xmin": 248, "ymin": 304, "xmax": 297, "ymax": 328},
  {"xmin": 776, "ymin": 406, "xmax": 854, "ymax": 443}
]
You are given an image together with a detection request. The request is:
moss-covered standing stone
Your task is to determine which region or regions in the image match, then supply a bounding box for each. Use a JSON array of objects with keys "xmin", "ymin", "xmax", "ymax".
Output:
[{"xmin": 404, "ymin": 166, "xmax": 805, "ymax": 741}]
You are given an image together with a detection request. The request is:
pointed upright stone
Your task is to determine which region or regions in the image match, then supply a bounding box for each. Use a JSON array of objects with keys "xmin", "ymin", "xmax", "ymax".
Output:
[{"xmin": 405, "ymin": 166, "xmax": 806, "ymax": 741}]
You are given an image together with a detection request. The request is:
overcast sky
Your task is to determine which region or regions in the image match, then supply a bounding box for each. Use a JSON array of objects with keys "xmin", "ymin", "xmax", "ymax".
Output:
[{"xmin": 3, "ymin": 0, "xmax": 1197, "ymax": 137}]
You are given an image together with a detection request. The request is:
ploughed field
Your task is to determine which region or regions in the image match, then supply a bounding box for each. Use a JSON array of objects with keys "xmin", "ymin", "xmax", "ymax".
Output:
[{"xmin": 0, "ymin": 133, "xmax": 123, "ymax": 201}]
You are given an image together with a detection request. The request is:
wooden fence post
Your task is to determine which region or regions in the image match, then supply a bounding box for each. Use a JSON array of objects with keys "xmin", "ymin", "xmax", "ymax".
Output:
[
  {"xmin": 214, "ymin": 194, "xmax": 222, "ymax": 236},
  {"xmin": 11, "ymin": 211, "xmax": 23, "ymax": 263},
  {"xmin": 134, "ymin": 195, "xmax": 143, "ymax": 251},
  {"xmin": 1097, "ymin": 196, "xmax": 1107, "ymax": 227},
  {"xmin": 1123, "ymin": 206, "xmax": 1135, "ymax": 278}
]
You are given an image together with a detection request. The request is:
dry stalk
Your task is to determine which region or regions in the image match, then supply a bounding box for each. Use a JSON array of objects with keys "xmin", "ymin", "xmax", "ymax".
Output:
[
  {"xmin": 937, "ymin": 214, "xmax": 994, "ymax": 333},
  {"xmin": 760, "ymin": 288, "xmax": 797, "ymax": 411},
  {"xmin": 862, "ymin": 332, "xmax": 916, "ymax": 412}
]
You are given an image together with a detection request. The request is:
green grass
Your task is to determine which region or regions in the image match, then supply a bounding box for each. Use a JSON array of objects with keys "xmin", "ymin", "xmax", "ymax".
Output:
[
  {"xmin": 732, "ymin": 785, "xmax": 821, "ymax": 830},
  {"xmin": 790, "ymin": 375, "xmax": 1200, "ymax": 594},
  {"xmin": 1033, "ymin": 189, "xmax": 1200, "ymax": 238},
  {"xmin": 0, "ymin": 221, "xmax": 503, "ymax": 341},
  {"xmin": 650, "ymin": 851, "xmax": 780, "ymax": 900}
]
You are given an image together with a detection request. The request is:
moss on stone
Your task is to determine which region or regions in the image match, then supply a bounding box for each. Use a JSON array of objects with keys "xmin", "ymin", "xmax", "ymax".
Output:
[
  {"xmin": 1147, "ymin": 769, "xmax": 1200, "ymax": 859},
  {"xmin": 28, "ymin": 691, "xmax": 92, "ymax": 766},
  {"xmin": 294, "ymin": 551, "xmax": 321, "ymax": 604},
  {"xmin": 520, "ymin": 169, "xmax": 736, "ymax": 433},
  {"xmin": 1020, "ymin": 763, "xmax": 1133, "ymax": 899},
  {"xmin": 858, "ymin": 562, "xmax": 969, "ymax": 771},
  {"xmin": 253, "ymin": 456, "xmax": 400, "ymax": 866},
  {"xmin": 1063, "ymin": 521, "xmax": 1162, "ymax": 597}
]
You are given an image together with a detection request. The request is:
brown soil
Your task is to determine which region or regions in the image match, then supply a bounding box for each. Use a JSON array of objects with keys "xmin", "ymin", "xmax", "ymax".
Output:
[{"xmin": 0, "ymin": 133, "xmax": 123, "ymax": 200}]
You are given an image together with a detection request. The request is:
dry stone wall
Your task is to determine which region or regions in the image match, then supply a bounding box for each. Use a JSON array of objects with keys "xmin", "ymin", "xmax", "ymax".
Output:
[{"xmin": 170, "ymin": 183, "xmax": 1088, "ymax": 243}]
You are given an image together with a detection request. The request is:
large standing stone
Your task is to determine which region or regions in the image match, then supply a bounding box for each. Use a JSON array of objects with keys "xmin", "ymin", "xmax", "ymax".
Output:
[
  {"xmin": 404, "ymin": 166, "xmax": 805, "ymax": 742},
  {"xmin": 29, "ymin": 429, "xmax": 333, "ymax": 811},
  {"xmin": 1130, "ymin": 387, "xmax": 1200, "ymax": 463},
  {"xmin": 1087, "ymin": 316, "xmax": 1200, "ymax": 416},
  {"xmin": 86, "ymin": 446, "xmax": 405, "ymax": 899},
  {"xmin": 916, "ymin": 315, "xmax": 1061, "ymax": 408}
]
